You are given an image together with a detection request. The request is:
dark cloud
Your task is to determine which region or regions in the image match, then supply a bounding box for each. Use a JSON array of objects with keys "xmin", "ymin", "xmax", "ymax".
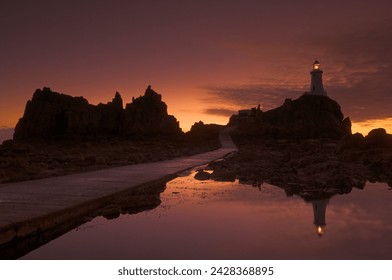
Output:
[
  {"xmin": 203, "ymin": 21, "xmax": 392, "ymax": 122},
  {"xmin": 320, "ymin": 22, "xmax": 392, "ymax": 121},
  {"xmin": 202, "ymin": 84, "xmax": 305, "ymax": 118},
  {"xmin": 203, "ymin": 108, "xmax": 237, "ymax": 117}
]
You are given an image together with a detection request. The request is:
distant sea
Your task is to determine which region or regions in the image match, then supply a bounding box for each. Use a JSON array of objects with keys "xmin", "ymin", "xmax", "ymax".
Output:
[{"xmin": 0, "ymin": 128, "xmax": 14, "ymax": 143}]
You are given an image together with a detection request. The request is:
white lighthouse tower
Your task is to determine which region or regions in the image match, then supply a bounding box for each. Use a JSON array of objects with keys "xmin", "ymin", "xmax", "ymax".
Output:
[{"xmin": 306, "ymin": 60, "xmax": 327, "ymax": 96}]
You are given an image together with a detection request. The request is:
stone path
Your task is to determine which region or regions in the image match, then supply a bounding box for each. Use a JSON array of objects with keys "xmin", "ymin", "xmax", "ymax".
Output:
[{"xmin": 0, "ymin": 127, "xmax": 237, "ymax": 245}]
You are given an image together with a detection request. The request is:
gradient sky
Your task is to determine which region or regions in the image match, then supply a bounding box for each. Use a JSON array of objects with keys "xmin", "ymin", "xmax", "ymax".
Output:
[{"xmin": 1, "ymin": 0, "xmax": 391, "ymax": 133}]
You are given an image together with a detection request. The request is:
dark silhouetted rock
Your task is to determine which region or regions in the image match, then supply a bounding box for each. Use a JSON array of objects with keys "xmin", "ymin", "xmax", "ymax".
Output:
[
  {"xmin": 338, "ymin": 128, "xmax": 392, "ymax": 152},
  {"xmin": 122, "ymin": 86, "xmax": 182, "ymax": 137},
  {"xmin": 230, "ymin": 94, "xmax": 350, "ymax": 140},
  {"xmin": 14, "ymin": 86, "xmax": 182, "ymax": 140},
  {"xmin": 366, "ymin": 128, "xmax": 392, "ymax": 148},
  {"xmin": 336, "ymin": 128, "xmax": 392, "ymax": 184},
  {"xmin": 342, "ymin": 117, "xmax": 352, "ymax": 135},
  {"xmin": 194, "ymin": 170, "xmax": 211, "ymax": 180},
  {"xmin": 187, "ymin": 121, "xmax": 224, "ymax": 141}
]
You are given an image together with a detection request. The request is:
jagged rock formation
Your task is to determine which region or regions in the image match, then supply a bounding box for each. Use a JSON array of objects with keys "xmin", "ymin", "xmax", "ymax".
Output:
[
  {"xmin": 14, "ymin": 86, "xmax": 182, "ymax": 140},
  {"xmin": 122, "ymin": 86, "xmax": 181, "ymax": 137},
  {"xmin": 230, "ymin": 94, "xmax": 351, "ymax": 140}
]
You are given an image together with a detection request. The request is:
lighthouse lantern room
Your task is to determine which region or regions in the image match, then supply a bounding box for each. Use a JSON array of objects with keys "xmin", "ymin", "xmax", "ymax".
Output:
[{"xmin": 306, "ymin": 60, "xmax": 327, "ymax": 96}]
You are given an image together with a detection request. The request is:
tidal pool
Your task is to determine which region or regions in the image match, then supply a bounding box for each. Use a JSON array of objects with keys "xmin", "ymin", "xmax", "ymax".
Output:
[{"xmin": 21, "ymin": 169, "xmax": 392, "ymax": 259}]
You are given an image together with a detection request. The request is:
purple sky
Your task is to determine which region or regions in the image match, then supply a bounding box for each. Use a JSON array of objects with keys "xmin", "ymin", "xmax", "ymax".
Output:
[{"xmin": 1, "ymin": 0, "xmax": 391, "ymax": 132}]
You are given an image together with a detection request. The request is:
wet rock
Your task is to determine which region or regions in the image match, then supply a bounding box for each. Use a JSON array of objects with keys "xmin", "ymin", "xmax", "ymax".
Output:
[
  {"xmin": 194, "ymin": 170, "xmax": 210, "ymax": 181},
  {"xmin": 210, "ymin": 170, "xmax": 236, "ymax": 182},
  {"xmin": 101, "ymin": 204, "xmax": 121, "ymax": 220}
]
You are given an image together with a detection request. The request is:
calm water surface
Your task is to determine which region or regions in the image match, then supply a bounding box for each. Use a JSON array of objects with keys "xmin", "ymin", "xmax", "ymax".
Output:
[{"xmin": 22, "ymin": 169, "xmax": 392, "ymax": 259}]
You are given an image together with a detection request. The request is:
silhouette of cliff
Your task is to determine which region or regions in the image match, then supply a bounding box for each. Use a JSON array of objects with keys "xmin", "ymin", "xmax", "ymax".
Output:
[
  {"xmin": 14, "ymin": 86, "xmax": 182, "ymax": 140},
  {"xmin": 230, "ymin": 94, "xmax": 351, "ymax": 140}
]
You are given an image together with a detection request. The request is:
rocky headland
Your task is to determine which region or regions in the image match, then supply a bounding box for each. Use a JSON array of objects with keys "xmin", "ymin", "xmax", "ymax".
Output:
[
  {"xmin": 205, "ymin": 94, "xmax": 392, "ymax": 198},
  {"xmin": 0, "ymin": 86, "xmax": 222, "ymax": 183}
]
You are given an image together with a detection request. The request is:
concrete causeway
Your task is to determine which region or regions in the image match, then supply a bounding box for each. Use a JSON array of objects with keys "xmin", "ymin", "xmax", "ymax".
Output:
[{"xmin": 0, "ymin": 127, "xmax": 237, "ymax": 246}]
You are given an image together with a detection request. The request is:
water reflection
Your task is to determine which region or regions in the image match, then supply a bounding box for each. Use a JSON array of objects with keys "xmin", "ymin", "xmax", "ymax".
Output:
[
  {"xmin": 196, "ymin": 168, "xmax": 349, "ymax": 238},
  {"xmin": 8, "ymin": 168, "xmax": 392, "ymax": 259},
  {"xmin": 0, "ymin": 179, "xmax": 168, "ymax": 259},
  {"xmin": 312, "ymin": 199, "xmax": 328, "ymax": 237},
  {"xmin": 195, "ymin": 165, "xmax": 392, "ymax": 245}
]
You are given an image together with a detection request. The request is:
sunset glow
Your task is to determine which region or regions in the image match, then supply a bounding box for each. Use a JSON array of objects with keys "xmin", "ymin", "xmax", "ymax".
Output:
[
  {"xmin": 351, "ymin": 118, "xmax": 392, "ymax": 136},
  {"xmin": 1, "ymin": 1, "xmax": 391, "ymax": 133}
]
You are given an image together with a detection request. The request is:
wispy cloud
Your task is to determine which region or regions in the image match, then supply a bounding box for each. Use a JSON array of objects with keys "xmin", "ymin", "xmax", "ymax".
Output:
[
  {"xmin": 204, "ymin": 108, "xmax": 237, "ymax": 117},
  {"xmin": 321, "ymin": 24, "xmax": 392, "ymax": 121},
  {"xmin": 201, "ymin": 83, "xmax": 306, "ymax": 118},
  {"xmin": 202, "ymin": 21, "xmax": 392, "ymax": 122}
]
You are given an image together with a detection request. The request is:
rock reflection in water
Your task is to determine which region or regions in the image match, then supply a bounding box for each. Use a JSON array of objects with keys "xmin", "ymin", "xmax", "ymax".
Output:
[
  {"xmin": 19, "ymin": 168, "xmax": 392, "ymax": 259},
  {"xmin": 195, "ymin": 166, "xmax": 362, "ymax": 238}
]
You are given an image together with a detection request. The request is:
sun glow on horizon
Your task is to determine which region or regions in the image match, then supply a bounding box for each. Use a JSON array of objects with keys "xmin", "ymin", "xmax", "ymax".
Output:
[{"xmin": 351, "ymin": 118, "xmax": 392, "ymax": 136}]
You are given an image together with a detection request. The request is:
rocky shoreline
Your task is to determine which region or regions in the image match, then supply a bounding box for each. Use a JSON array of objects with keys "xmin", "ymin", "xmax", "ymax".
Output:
[
  {"xmin": 0, "ymin": 86, "xmax": 224, "ymax": 183},
  {"xmin": 2, "ymin": 86, "xmax": 391, "ymax": 190},
  {"xmin": 205, "ymin": 128, "xmax": 392, "ymax": 199},
  {"xmin": 0, "ymin": 136, "xmax": 221, "ymax": 184},
  {"xmin": 200, "ymin": 93, "xmax": 392, "ymax": 198}
]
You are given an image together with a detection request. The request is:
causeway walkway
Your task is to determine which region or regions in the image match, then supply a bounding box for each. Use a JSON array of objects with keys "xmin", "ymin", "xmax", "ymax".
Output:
[{"xmin": 0, "ymin": 127, "xmax": 237, "ymax": 244}]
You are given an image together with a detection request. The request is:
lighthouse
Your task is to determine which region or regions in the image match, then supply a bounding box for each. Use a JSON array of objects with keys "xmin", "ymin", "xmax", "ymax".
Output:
[{"xmin": 306, "ymin": 60, "xmax": 327, "ymax": 96}]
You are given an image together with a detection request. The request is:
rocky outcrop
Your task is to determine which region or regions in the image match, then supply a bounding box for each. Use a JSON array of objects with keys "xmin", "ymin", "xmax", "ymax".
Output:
[
  {"xmin": 187, "ymin": 121, "xmax": 224, "ymax": 141},
  {"xmin": 14, "ymin": 86, "xmax": 182, "ymax": 140},
  {"xmin": 122, "ymin": 86, "xmax": 181, "ymax": 137},
  {"xmin": 337, "ymin": 128, "xmax": 392, "ymax": 183},
  {"xmin": 230, "ymin": 94, "xmax": 351, "ymax": 140},
  {"xmin": 337, "ymin": 128, "xmax": 392, "ymax": 152}
]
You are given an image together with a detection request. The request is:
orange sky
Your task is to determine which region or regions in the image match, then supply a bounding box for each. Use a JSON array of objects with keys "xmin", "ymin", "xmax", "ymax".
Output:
[{"xmin": 1, "ymin": 1, "xmax": 391, "ymax": 134}]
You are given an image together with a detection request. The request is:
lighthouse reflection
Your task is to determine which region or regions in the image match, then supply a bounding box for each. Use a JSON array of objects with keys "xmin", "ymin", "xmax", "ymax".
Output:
[
  {"xmin": 293, "ymin": 191, "xmax": 349, "ymax": 237},
  {"xmin": 275, "ymin": 183, "xmax": 354, "ymax": 237},
  {"xmin": 311, "ymin": 199, "xmax": 329, "ymax": 237},
  {"xmin": 197, "ymin": 169, "xmax": 357, "ymax": 238}
]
